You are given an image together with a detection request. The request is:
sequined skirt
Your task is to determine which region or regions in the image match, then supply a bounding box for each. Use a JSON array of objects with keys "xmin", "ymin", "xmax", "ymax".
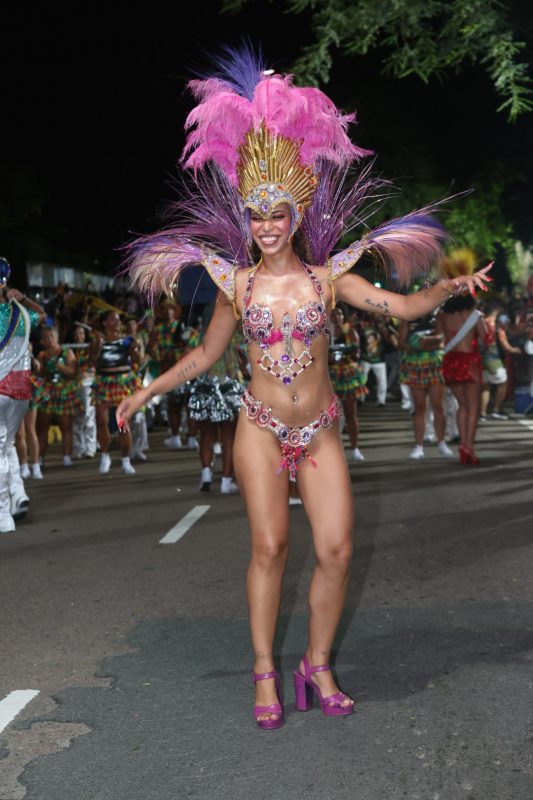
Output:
[
  {"xmin": 188, "ymin": 376, "xmax": 244, "ymax": 422},
  {"xmin": 443, "ymin": 351, "xmax": 483, "ymax": 384}
]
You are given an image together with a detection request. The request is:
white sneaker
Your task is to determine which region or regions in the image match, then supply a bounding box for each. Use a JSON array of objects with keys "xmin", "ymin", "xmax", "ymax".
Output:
[
  {"xmin": 11, "ymin": 494, "xmax": 30, "ymax": 521},
  {"xmin": 220, "ymin": 476, "xmax": 239, "ymax": 494},
  {"xmin": 401, "ymin": 400, "xmax": 413, "ymax": 411},
  {"xmin": 132, "ymin": 450, "xmax": 147, "ymax": 461},
  {"xmin": 352, "ymin": 447, "xmax": 365, "ymax": 461},
  {"xmin": 409, "ymin": 445, "xmax": 425, "ymax": 460},
  {"xmin": 20, "ymin": 463, "xmax": 31, "ymax": 480},
  {"xmin": 164, "ymin": 435, "xmax": 183, "ymax": 449},
  {"xmin": 213, "ymin": 442, "xmax": 222, "ymax": 456},
  {"xmin": 31, "ymin": 463, "xmax": 43, "ymax": 480},
  {"xmin": 289, "ymin": 496, "xmax": 303, "ymax": 506},
  {"xmin": 63, "ymin": 455, "xmax": 73, "ymax": 467},
  {"xmin": 437, "ymin": 441, "xmax": 454, "ymax": 458},
  {"xmin": 121, "ymin": 457, "xmax": 136, "ymax": 475},
  {"xmin": 99, "ymin": 453, "xmax": 111, "ymax": 474},
  {"xmin": 423, "ymin": 434, "xmax": 436, "ymax": 443},
  {"xmin": 200, "ymin": 466, "xmax": 213, "ymax": 491},
  {"xmin": 187, "ymin": 436, "xmax": 199, "ymax": 450},
  {"xmin": 0, "ymin": 513, "xmax": 16, "ymax": 533}
]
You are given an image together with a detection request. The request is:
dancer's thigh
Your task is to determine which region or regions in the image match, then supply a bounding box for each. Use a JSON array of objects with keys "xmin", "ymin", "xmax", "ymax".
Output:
[
  {"xmin": 233, "ymin": 412, "xmax": 290, "ymax": 541},
  {"xmin": 296, "ymin": 426, "xmax": 354, "ymax": 554}
]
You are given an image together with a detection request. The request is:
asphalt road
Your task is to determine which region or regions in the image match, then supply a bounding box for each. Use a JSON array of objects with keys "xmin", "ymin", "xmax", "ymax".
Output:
[{"xmin": 1, "ymin": 405, "xmax": 532, "ymax": 800}]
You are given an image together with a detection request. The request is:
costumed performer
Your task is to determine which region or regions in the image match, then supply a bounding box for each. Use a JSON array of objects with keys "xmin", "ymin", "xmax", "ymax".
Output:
[
  {"xmin": 0, "ymin": 258, "xmax": 45, "ymax": 533},
  {"xmin": 116, "ymin": 47, "xmax": 491, "ymax": 729},
  {"xmin": 437, "ymin": 249, "xmax": 490, "ymax": 465},
  {"xmin": 398, "ymin": 314, "xmax": 454, "ymax": 460},
  {"xmin": 88, "ymin": 310, "xmax": 141, "ymax": 475},
  {"xmin": 36, "ymin": 325, "xmax": 83, "ymax": 466},
  {"xmin": 328, "ymin": 305, "xmax": 367, "ymax": 461}
]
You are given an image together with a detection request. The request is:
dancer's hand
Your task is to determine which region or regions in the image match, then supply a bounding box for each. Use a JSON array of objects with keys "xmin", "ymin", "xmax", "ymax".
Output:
[
  {"xmin": 116, "ymin": 389, "xmax": 148, "ymax": 433},
  {"xmin": 441, "ymin": 262, "xmax": 494, "ymax": 298}
]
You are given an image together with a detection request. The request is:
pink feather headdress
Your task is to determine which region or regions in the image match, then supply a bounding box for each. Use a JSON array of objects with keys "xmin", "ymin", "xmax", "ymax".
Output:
[
  {"xmin": 123, "ymin": 45, "xmax": 448, "ymax": 302},
  {"xmin": 181, "ymin": 48, "xmax": 370, "ymax": 232}
]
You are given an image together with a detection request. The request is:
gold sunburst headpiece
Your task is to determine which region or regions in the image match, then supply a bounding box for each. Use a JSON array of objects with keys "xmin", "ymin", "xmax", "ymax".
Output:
[
  {"xmin": 442, "ymin": 247, "xmax": 477, "ymax": 278},
  {"xmin": 236, "ymin": 123, "xmax": 320, "ymax": 233}
]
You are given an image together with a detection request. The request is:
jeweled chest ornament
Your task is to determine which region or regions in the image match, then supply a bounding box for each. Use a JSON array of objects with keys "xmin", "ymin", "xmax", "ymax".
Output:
[
  {"xmin": 255, "ymin": 309, "xmax": 315, "ymax": 385},
  {"xmin": 242, "ymin": 261, "xmax": 329, "ymax": 386}
]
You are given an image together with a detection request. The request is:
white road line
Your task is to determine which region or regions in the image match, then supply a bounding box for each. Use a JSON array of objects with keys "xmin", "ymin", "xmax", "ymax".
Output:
[
  {"xmin": 0, "ymin": 690, "xmax": 40, "ymax": 734},
  {"xmin": 159, "ymin": 505, "xmax": 210, "ymax": 545},
  {"xmin": 518, "ymin": 420, "xmax": 533, "ymax": 432}
]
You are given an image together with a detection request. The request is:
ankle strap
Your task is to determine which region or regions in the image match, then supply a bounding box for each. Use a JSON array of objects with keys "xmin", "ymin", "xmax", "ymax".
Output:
[
  {"xmin": 302, "ymin": 654, "xmax": 331, "ymax": 679},
  {"xmin": 252, "ymin": 670, "xmax": 278, "ymax": 683},
  {"xmin": 309, "ymin": 664, "xmax": 331, "ymax": 673}
]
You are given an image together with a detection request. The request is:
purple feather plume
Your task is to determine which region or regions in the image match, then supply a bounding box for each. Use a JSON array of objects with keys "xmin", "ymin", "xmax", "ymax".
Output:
[
  {"xmin": 205, "ymin": 41, "xmax": 266, "ymax": 100},
  {"xmin": 122, "ymin": 166, "xmax": 252, "ymax": 301},
  {"xmin": 301, "ymin": 160, "xmax": 389, "ymax": 266},
  {"xmin": 364, "ymin": 209, "xmax": 449, "ymax": 286}
]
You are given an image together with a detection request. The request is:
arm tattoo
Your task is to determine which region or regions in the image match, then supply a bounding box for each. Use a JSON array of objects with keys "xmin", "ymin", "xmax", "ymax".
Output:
[
  {"xmin": 147, "ymin": 360, "xmax": 197, "ymax": 400},
  {"xmin": 364, "ymin": 297, "xmax": 390, "ymax": 316},
  {"xmin": 175, "ymin": 360, "xmax": 197, "ymax": 382}
]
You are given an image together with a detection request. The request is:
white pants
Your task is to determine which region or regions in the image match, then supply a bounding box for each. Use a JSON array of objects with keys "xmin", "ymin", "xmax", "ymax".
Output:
[
  {"xmin": 72, "ymin": 379, "xmax": 97, "ymax": 457},
  {"xmin": 131, "ymin": 410, "xmax": 149, "ymax": 455},
  {"xmin": 0, "ymin": 395, "xmax": 29, "ymax": 518},
  {"xmin": 361, "ymin": 361, "xmax": 388, "ymax": 404},
  {"xmin": 444, "ymin": 389, "xmax": 459, "ymax": 439}
]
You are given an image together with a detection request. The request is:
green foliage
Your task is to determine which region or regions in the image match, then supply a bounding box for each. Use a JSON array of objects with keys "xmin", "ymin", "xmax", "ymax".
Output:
[
  {"xmin": 445, "ymin": 189, "xmax": 514, "ymax": 259},
  {"xmin": 359, "ymin": 179, "xmax": 515, "ymax": 262},
  {"xmin": 221, "ymin": 0, "xmax": 532, "ymax": 120}
]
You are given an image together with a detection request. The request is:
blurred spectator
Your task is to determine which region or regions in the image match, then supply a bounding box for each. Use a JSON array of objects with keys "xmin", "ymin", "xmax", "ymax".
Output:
[
  {"xmin": 36, "ymin": 326, "xmax": 81, "ymax": 467},
  {"xmin": 72, "ymin": 323, "xmax": 97, "ymax": 459},
  {"xmin": 398, "ymin": 316, "xmax": 453, "ymax": 460},
  {"xmin": 360, "ymin": 314, "xmax": 397, "ymax": 405},
  {"xmin": 88, "ymin": 311, "xmax": 140, "ymax": 475},
  {"xmin": 328, "ymin": 305, "xmax": 367, "ymax": 461}
]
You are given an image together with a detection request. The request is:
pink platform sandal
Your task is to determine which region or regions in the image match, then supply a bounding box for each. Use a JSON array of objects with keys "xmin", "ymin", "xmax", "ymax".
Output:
[
  {"xmin": 252, "ymin": 671, "xmax": 284, "ymax": 730},
  {"xmin": 294, "ymin": 655, "xmax": 355, "ymax": 716}
]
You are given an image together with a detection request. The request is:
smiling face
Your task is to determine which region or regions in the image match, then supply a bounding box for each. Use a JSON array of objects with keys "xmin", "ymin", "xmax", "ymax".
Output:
[{"xmin": 249, "ymin": 203, "xmax": 293, "ymax": 257}]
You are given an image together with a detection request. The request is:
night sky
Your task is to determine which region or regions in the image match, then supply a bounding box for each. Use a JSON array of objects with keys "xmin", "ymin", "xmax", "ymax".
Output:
[{"xmin": 3, "ymin": 3, "xmax": 533, "ymax": 275}]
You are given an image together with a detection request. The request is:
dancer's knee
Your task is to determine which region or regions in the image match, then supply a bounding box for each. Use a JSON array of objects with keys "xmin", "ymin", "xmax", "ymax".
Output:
[
  {"xmin": 251, "ymin": 534, "xmax": 289, "ymax": 570},
  {"xmin": 316, "ymin": 536, "xmax": 353, "ymax": 572}
]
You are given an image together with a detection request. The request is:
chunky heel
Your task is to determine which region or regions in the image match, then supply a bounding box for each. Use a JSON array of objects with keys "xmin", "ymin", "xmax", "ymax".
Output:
[
  {"xmin": 294, "ymin": 655, "xmax": 355, "ymax": 717},
  {"xmin": 294, "ymin": 670, "xmax": 313, "ymax": 711}
]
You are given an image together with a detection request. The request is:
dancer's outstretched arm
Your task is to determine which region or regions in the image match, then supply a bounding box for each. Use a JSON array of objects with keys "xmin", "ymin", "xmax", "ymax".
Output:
[
  {"xmin": 116, "ymin": 295, "xmax": 238, "ymax": 429},
  {"xmin": 335, "ymin": 264, "xmax": 492, "ymax": 322}
]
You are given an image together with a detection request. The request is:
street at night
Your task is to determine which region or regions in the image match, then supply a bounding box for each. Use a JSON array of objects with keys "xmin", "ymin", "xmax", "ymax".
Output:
[
  {"xmin": 1, "ymin": 406, "xmax": 532, "ymax": 800},
  {"xmin": 3, "ymin": 5, "xmax": 533, "ymax": 799}
]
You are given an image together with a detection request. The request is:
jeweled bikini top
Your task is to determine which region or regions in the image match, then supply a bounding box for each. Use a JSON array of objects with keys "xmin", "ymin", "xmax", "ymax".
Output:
[{"xmin": 242, "ymin": 261, "xmax": 329, "ymax": 385}]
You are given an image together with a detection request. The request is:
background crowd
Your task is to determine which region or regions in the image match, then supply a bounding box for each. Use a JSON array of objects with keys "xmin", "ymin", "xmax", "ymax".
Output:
[
  {"xmin": 16, "ymin": 273, "xmax": 533, "ymax": 474},
  {"xmin": 2, "ymin": 263, "xmax": 533, "ymax": 536}
]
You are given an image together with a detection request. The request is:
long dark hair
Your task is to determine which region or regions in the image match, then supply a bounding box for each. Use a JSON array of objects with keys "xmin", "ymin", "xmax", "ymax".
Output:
[{"xmin": 441, "ymin": 294, "xmax": 476, "ymax": 313}]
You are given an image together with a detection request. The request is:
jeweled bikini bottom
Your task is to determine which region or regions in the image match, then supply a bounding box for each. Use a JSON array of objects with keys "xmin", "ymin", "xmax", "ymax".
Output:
[{"xmin": 241, "ymin": 389, "xmax": 342, "ymax": 478}]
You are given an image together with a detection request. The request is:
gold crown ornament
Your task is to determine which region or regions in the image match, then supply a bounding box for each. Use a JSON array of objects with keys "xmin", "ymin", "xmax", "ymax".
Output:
[{"xmin": 237, "ymin": 123, "xmax": 320, "ymax": 232}]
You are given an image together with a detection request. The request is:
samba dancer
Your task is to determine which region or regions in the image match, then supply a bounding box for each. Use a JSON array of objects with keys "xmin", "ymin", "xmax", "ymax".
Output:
[
  {"xmin": 0, "ymin": 258, "xmax": 45, "ymax": 532},
  {"xmin": 116, "ymin": 48, "xmax": 491, "ymax": 728}
]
